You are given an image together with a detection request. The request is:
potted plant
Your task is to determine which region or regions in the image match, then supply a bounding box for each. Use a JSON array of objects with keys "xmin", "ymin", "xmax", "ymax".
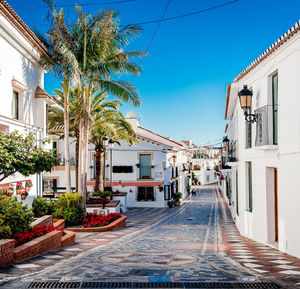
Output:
[
  {"xmin": 135, "ymin": 163, "xmax": 140, "ymax": 168},
  {"xmin": 173, "ymin": 192, "xmax": 182, "ymax": 206},
  {"xmin": 7, "ymin": 184, "xmax": 14, "ymax": 197},
  {"xmin": 93, "ymin": 191, "xmax": 113, "ymax": 209},
  {"xmin": 21, "ymin": 190, "xmax": 28, "ymax": 201},
  {"xmin": 16, "ymin": 181, "xmax": 24, "ymax": 195},
  {"xmin": 25, "ymin": 180, "xmax": 33, "ymax": 192}
]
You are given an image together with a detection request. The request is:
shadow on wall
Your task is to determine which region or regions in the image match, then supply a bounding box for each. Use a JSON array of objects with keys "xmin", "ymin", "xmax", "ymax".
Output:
[{"xmin": 22, "ymin": 57, "xmax": 42, "ymax": 123}]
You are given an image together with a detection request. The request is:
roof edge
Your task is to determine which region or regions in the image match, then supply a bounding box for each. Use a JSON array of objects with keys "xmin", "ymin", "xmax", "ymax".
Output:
[
  {"xmin": 0, "ymin": 0, "xmax": 50, "ymax": 57},
  {"xmin": 234, "ymin": 20, "xmax": 300, "ymax": 82}
]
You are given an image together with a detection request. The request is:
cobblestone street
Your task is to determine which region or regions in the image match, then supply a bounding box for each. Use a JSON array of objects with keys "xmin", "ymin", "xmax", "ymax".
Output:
[{"xmin": 1, "ymin": 185, "xmax": 300, "ymax": 288}]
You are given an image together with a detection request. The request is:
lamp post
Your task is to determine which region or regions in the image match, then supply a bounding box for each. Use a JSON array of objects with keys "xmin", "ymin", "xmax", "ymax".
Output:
[
  {"xmin": 238, "ymin": 85, "xmax": 257, "ymax": 123},
  {"xmin": 109, "ymin": 139, "xmax": 114, "ymax": 190},
  {"xmin": 103, "ymin": 136, "xmax": 109, "ymax": 190}
]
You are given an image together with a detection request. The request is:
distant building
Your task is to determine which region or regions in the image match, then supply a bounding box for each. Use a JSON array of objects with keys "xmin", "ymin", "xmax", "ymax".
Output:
[
  {"xmin": 223, "ymin": 20, "xmax": 300, "ymax": 258},
  {"xmin": 44, "ymin": 112, "xmax": 191, "ymax": 208},
  {"xmin": 0, "ymin": 0, "xmax": 52, "ymax": 203}
]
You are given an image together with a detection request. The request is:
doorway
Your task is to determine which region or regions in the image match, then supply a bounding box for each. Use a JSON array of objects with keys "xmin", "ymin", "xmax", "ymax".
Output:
[
  {"xmin": 274, "ymin": 168, "xmax": 278, "ymax": 242},
  {"xmin": 266, "ymin": 167, "xmax": 278, "ymax": 244}
]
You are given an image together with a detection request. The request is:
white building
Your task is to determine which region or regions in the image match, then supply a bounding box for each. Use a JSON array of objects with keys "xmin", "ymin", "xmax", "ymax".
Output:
[
  {"xmin": 43, "ymin": 112, "xmax": 191, "ymax": 208},
  {"xmin": 223, "ymin": 20, "xmax": 300, "ymax": 258},
  {"xmin": 0, "ymin": 0, "xmax": 52, "ymax": 204},
  {"xmin": 191, "ymin": 146, "xmax": 221, "ymax": 185}
]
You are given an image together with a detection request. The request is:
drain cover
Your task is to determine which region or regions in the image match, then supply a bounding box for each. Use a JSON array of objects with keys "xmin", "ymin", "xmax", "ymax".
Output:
[
  {"xmin": 28, "ymin": 281, "xmax": 282, "ymax": 289},
  {"xmin": 128, "ymin": 269, "xmax": 167, "ymax": 276}
]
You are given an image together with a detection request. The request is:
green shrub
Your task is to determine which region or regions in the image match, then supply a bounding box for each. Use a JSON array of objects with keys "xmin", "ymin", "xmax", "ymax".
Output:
[
  {"xmin": 173, "ymin": 192, "xmax": 182, "ymax": 201},
  {"xmin": 32, "ymin": 197, "xmax": 56, "ymax": 218},
  {"xmin": 93, "ymin": 190, "xmax": 112, "ymax": 198},
  {"xmin": 0, "ymin": 194, "xmax": 33, "ymax": 238},
  {"xmin": 53, "ymin": 193, "xmax": 84, "ymax": 226}
]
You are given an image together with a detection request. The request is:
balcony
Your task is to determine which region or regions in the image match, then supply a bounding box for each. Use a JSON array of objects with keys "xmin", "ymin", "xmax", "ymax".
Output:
[
  {"xmin": 254, "ymin": 105, "xmax": 278, "ymax": 147},
  {"xmin": 228, "ymin": 140, "xmax": 238, "ymax": 162}
]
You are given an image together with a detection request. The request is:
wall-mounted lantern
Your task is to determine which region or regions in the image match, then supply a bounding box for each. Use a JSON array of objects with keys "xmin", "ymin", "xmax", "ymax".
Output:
[
  {"xmin": 172, "ymin": 154, "xmax": 177, "ymax": 165},
  {"xmin": 222, "ymin": 136, "xmax": 229, "ymax": 149},
  {"xmin": 238, "ymin": 85, "xmax": 257, "ymax": 123}
]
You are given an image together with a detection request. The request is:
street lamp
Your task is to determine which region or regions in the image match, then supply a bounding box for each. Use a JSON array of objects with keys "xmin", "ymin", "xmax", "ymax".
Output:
[
  {"xmin": 102, "ymin": 136, "xmax": 109, "ymax": 190},
  {"xmin": 109, "ymin": 139, "xmax": 114, "ymax": 190},
  {"xmin": 172, "ymin": 154, "xmax": 177, "ymax": 165},
  {"xmin": 222, "ymin": 136, "xmax": 229, "ymax": 149},
  {"xmin": 238, "ymin": 85, "xmax": 257, "ymax": 123}
]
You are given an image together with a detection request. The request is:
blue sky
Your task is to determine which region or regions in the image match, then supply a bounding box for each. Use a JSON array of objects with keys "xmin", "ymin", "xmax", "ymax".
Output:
[{"xmin": 8, "ymin": 0, "xmax": 300, "ymax": 145}]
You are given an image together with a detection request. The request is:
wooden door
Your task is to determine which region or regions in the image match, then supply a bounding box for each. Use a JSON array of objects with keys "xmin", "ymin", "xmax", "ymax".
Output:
[{"xmin": 274, "ymin": 168, "xmax": 278, "ymax": 242}]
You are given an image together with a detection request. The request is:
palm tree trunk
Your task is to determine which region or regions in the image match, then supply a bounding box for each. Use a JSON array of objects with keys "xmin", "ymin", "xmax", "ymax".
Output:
[
  {"xmin": 63, "ymin": 78, "xmax": 71, "ymax": 193},
  {"xmin": 94, "ymin": 145, "xmax": 104, "ymax": 191},
  {"xmin": 75, "ymin": 134, "xmax": 79, "ymax": 192}
]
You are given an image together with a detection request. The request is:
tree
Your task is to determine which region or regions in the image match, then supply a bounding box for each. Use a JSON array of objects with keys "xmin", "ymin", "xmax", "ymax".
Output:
[
  {"xmin": 40, "ymin": 3, "xmax": 145, "ymax": 204},
  {"xmin": 0, "ymin": 131, "xmax": 59, "ymax": 182},
  {"xmin": 48, "ymin": 85, "xmax": 121, "ymax": 191},
  {"xmin": 90, "ymin": 109, "xmax": 138, "ymax": 191}
]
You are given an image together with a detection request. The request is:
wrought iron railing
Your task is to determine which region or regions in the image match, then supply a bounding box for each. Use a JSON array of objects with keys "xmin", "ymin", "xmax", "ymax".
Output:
[{"xmin": 254, "ymin": 105, "xmax": 278, "ymax": 146}]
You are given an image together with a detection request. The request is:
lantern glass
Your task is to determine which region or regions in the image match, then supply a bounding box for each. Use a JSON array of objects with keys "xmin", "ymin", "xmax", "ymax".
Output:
[
  {"xmin": 172, "ymin": 154, "xmax": 177, "ymax": 164},
  {"xmin": 103, "ymin": 136, "xmax": 109, "ymax": 147},
  {"xmin": 238, "ymin": 85, "xmax": 253, "ymax": 111},
  {"xmin": 108, "ymin": 139, "xmax": 114, "ymax": 149},
  {"xmin": 239, "ymin": 94, "xmax": 251, "ymax": 111}
]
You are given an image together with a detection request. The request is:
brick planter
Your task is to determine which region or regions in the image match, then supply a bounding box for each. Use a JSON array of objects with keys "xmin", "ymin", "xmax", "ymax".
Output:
[
  {"xmin": 0, "ymin": 239, "xmax": 15, "ymax": 266},
  {"xmin": 0, "ymin": 218, "xmax": 76, "ymax": 266},
  {"xmin": 14, "ymin": 230, "xmax": 62, "ymax": 263},
  {"xmin": 66, "ymin": 215, "xmax": 127, "ymax": 233}
]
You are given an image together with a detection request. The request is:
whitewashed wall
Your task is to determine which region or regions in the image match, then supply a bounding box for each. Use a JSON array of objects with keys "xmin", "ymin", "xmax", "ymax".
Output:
[{"xmin": 225, "ymin": 31, "xmax": 300, "ymax": 258}]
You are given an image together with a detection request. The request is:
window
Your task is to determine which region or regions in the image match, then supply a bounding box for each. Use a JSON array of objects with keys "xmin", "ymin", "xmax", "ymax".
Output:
[
  {"xmin": 272, "ymin": 73, "xmax": 278, "ymax": 145},
  {"xmin": 137, "ymin": 187, "xmax": 154, "ymax": 201},
  {"xmin": 164, "ymin": 185, "xmax": 171, "ymax": 200},
  {"xmin": 52, "ymin": 141, "xmax": 58, "ymax": 155},
  {"xmin": 12, "ymin": 91, "xmax": 19, "ymax": 120},
  {"xmin": 246, "ymin": 162, "xmax": 253, "ymax": 212},
  {"xmin": 43, "ymin": 178, "xmax": 58, "ymax": 192},
  {"xmin": 139, "ymin": 154, "xmax": 151, "ymax": 179}
]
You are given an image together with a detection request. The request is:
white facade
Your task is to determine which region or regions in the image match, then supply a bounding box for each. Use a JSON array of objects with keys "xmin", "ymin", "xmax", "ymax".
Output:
[
  {"xmin": 223, "ymin": 20, "xmax": 300, "ymax": 258},
  {"xmin": 0, "ymin": 1, "xmax": 51, "ymax": 206},
  {"xmin": 44, "ymin": 112, "xmax": 191, "ymax": 208},
  {"xmin": 191, "ymin": 146, "xmax": 221, "ymax": 185}
]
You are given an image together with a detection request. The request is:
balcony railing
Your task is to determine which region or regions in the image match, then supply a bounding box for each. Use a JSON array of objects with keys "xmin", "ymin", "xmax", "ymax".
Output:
[
  {"xmin": 228, "ymin": 140, "xmax": 238, "ymax": 162},
  {"xmin": 254, "ymin": 105, "xmax": 277, "ymax": 146}
]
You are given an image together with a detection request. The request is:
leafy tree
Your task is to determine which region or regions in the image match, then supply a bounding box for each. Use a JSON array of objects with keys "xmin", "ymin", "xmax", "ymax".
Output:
[{"xmin": 0, "ymin": 131, "xmax": 59, "ymax": 182}]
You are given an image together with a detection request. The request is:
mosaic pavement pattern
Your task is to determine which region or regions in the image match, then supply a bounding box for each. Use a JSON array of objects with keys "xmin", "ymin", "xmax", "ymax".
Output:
[{"xmin": 1, "ymin": 186, "xmax": 300, "ymax": 288}]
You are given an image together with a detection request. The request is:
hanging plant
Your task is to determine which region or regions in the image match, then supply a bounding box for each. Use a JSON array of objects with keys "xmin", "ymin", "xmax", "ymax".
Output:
[
  {"xmin": 7, "ymin": 184, "xmax": 14, "ymax": 197},
  {"xmin": 25, "ymin": 180, "xmax": 33, "ymax": 192},
  {"xmin": 16, "ymin": 182, "xmax": 24, "ymax": 195},
  {"xmin": 21, "ymin": 190, "xmax": 28, "ymax": 201}
]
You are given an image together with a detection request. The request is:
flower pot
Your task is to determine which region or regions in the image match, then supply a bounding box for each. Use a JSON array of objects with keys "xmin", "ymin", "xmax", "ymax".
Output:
[
  {"xmin": 7, "ymin": 189, "xmax": 14, "ymax": 197},
  {"xmin": 16, "ymin": 189, "xmax": 22, "ymax": 195},
  {"xmin": 174, "ymin": 200, "xmax": 180, "ymax": 206},
  {"xmin": 25, "ymin": 186, "xmax": 32, "ymax": 192},
  {"xmin": 21, "ymin": 194, "xmax": 28, "ymax": 200}
]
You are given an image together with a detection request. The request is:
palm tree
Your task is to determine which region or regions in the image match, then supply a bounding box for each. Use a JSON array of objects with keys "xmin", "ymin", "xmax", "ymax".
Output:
[
  {"xmin": 90, "ymin": 110, "xmax": 138, "ymax": 192},
  {"xmin": 48, "ymin": 85, "xmax": 121, "ymax": 191},
  {"xmin": 40, "ymin": 4, "xmax": 145, "ymax": 202}
]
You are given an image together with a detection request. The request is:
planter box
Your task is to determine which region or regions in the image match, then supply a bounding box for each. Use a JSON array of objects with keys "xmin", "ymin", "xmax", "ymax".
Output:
[
  {"xmin": 61, "ymin": 230, "xmax": 76, "ymax": 247},
  {"xmin": 13, "ymin": 230, "xmax": 62, "ymax": 262},
  {"xmin": 67, "ymin": 215, "xmax": 127, "ymax": 233},
  {"xmin": 31, "ymin": 215, "xmax": 53, "ymax": 228},
  {"xmin": 86, "ymin": 200, "xmax": 120, "ymax": 214},
  {"xmin": 0, "ymin": 239, "xmax": 15, "ymax": 266}
]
